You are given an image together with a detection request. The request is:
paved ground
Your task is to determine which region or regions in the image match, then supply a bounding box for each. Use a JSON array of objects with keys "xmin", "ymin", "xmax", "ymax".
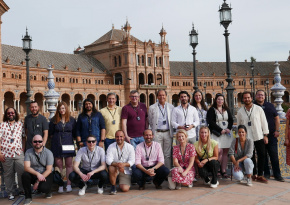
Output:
[{"xmin": 1, "ymin": 177, "xmax": 290, "ymax": 205}]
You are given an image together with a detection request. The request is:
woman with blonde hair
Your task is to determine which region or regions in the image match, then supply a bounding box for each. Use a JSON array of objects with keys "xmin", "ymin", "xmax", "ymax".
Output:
[
  {"xmin": 194, "ymin": 126, "xmax": 220, "ymax": 188},
  {"xmin": 49, "ymin": 101, "xmax": 76, "ymax": 193},
  {"xmin": 171, "ymin": 129, "xmax": 196, "ymax": 189}
]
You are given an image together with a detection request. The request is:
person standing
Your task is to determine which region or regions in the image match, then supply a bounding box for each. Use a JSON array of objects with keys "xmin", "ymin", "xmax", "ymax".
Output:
[
  {"xmin": 132, "ymin": 129, "xmax": 170, "ymax": 190},
  {"xmin": 24, "ymin": 101, "xmax": 49, "ymax": 151},
  {"xmin": 171, "ymin": 91, "xmax": 200, "ymax": 144},
  {"xmin": 100, "ymin": 93, "xmax": 122, "ymax": 150},
  {"xmin": 207, "ymin": 93, "xmax": 233, "ymax": 178},
  {"xmin": 69, "ymin": 135, "xmax": 108, "ymax": 196},
  {"xmin": 191, "ymin": 90, "xmax": 208, "ymax": 141},
  {"xmin": 254, "ymin": 90, "xmax": 284, "ymax": 182},
  {"xmin": 106, "ymin": 130, "xmax": 135, "ymax": 194},
  {"xmin": 49, "ymin": 102, "xmax": 76, "ymax": 193},
  {"xmin": 148, "ymin": 89, "xmax": 174, "ymax": 169},
  {"xmin": 237, "ymin": 91, "xmax": 269, "ymax": 183},
  {"xmin": 76, "ymin": 98, "xmax": 106, "ymax": 148},
  {"xmin": 121, "ymin": 90, "xmax": 148, "ymax": 149},
  {"xmin": 0, "ymin": 107, "xmax": 25, "ymax": 200},
  {"xmin": 22, "ymin": 135, "xmax": 54, "ymax": 205}
]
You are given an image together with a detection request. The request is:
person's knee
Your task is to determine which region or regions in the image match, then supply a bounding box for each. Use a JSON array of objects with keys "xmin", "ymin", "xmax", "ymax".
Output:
[
  {"xmin": 69, "ymin": 171, "xmax": 77, "ymax": 181},
  {"xmin": 21, "ymin": 171, "xmax": 31, "ymax": 181},
  {"xmin": 108, "ymin": 165, "xmax": 117, "ymax": 174},
  {"xmin": 233, "ymin": 171, "xmax": 243, "ymax": 181},
  {"xmin": 120, "ymin": 185, "xmax": 130, "ymax": 192}
]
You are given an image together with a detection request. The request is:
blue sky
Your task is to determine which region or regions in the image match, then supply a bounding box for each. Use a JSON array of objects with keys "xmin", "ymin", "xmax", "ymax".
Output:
[{"xmin": 2, "ymin": 0, "xmax": 290, "ymax": 62}]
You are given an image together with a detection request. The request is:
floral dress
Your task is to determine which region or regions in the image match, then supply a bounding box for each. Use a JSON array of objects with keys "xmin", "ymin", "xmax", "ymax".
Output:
[{"xmin": 171, "ymin": 144, "xmax": 196, "ymax": 185}]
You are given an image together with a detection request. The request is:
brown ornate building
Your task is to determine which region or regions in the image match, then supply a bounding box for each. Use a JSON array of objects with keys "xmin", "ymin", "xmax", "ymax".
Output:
[{"xmin": 0, "ymin": 1, "xmax": 290, "ymax": 120}]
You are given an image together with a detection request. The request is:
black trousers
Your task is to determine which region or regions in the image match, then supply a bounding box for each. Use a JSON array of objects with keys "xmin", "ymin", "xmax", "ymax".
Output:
[
  {"xmin": 198, "ymin": 160, "xmax": 220, "ymax": 184},
  {"xmin": 69, "ymin": 168, "xmax": 108, "ymax": 189},
  {"xmin": 22, "ymin": 171, "xmax": 53, "ymax": 199},
  {"xmin": 252, "ymin": 139, "xmax": 266, "ymax": 176},
  {"xmin": 132, "ymin": 165, "xmax": 170, "ymax": 187},
  {"xmin": 264, "ymin": 132, "xmax": 281, "ymax": 178}
]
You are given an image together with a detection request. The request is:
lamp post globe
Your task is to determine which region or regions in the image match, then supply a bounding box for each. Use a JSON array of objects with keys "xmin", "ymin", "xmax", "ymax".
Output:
[
  {"xmin": 22, "ymin": 28, "xmax": 32, "ymax": 115},
  {"xmin": 189, "ymin": 24, "xmax": 198, "ymax": 91}
]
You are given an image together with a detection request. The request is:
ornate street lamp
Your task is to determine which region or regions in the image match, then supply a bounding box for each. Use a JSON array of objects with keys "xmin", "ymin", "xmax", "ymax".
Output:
[
  {"xmin": 22, "ymin": 28, "xmax": 32, "ymax": 115},
  {"xmin": 251, "ymin": 62, "xmax": 255, "ymax": 98},
  {"xmin": 243, "ymin": 78, "xmax": 246, "ymax": 91},
  {"xmin": 265, "ymin": 78, "xmax": 270, "ymax": 102},
  {"xmin": 203, "ymin": 82, "xmax": 207, "ymax": 99},
  {"xmin": 250, "ymin": 78, "xmax": 253, "ymax": 95},
  {"xmin": 219, "ymin": 0, "xmax": 234, "ymax": 118},
  {"xmin": 189, "ymin": 24, "xmax": 198, "ymax": 91},
  {"xmin": 221, "ymin": 82, "xmax": 224, "ymax": 95}
]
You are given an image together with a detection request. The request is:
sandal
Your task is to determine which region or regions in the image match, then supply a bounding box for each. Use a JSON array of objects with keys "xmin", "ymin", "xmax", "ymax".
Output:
[{"xmin": 221, "ymin": 172, "xmax": 230, "ymax": 179}]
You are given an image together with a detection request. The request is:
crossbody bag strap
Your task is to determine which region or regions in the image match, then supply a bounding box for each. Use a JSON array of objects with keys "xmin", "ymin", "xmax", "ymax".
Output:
[{"xmin": 34, "ymin": 150, "xmax": 46, "ymax": 168}]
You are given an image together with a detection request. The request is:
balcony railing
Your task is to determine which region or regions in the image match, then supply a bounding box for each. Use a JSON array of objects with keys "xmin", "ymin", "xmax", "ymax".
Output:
[{"xmin": 139, "ymin": 84, "xmax": 167, "ymax": 89}]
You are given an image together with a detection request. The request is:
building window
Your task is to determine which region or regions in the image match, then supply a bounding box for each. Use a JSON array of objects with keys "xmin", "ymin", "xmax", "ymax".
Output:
[
  {"xmin": 114, "ymin": 56, "xmax": 117, "ymax": 67},
  {"xmin": 76, "ymin": 79, "xmax": 78, "ymax": 83},
  {"xmin": 142, "ymin": 55, "xmax": 144, "ymax": 66},
  {"xmin": 159, "ymin": 57, "xmax": 162, "ymax": 67},
  {"xmin": 148, "ymin": 57, "xmax": 151, "ymax": 66},
  {"xmin": 119, "ymin": 56, "xmax": 122, "ymax": 66},
  {"xmin": 124, "ymin": 53, "xmax": 128, "ymax": 65},
  {"xmin": 3, "ymin": 73, "xmax": 6, "ymax": 78}
]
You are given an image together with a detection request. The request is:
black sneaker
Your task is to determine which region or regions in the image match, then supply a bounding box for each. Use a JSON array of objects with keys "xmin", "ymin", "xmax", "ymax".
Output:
[
  {"xmin": 110, "ymin": 185, "xmax": 117, "ymax": 195},
  {"xmin": 264, "ymin": 174, "xmax": 270, "ymax": 179},
  {"xmin": 19, "ymin": 191, "xmax": 25, "ymax": 196},
  {"xmin": 24, "ymin": 198, "xmax": 32, "ymax": 205},
  {"xmin": 45, "ymin": 192, "xmax": 52, "ymax": 199},
  {"xmin": 275, "ymin": 176, "xmax": 285, "ymax": 182}
]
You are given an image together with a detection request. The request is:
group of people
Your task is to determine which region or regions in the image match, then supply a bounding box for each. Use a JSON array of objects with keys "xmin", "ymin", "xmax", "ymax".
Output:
[{"xmin": 0, "ymin": 89, "xmax": 287, "ymax": 205}]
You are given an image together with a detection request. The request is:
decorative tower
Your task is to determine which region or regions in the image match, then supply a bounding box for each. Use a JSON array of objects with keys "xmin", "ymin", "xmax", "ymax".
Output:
[
  {"xmin": 123, "ymin": 18, "xmax": 131, "ymax": 39},
  {"xmin": 271, "ymin": 61, "xmax": 286, "ymax": 120},
  {"xmin": 159, "ymin": 24, "xmax": 167, "ymax": 44},
  {"xmin": 44, "ymin": 65, "xmax": 60, "ymax": 120}
]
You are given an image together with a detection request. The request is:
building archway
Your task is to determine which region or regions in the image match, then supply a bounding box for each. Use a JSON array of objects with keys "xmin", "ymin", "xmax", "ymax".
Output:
[
  {"xmin": 61, "ymin": 93, "xmax": 70, "ymax": 108},
  {"xmin": 172, "ymin": 94, "xmax": 179, "ymax": 107},
  {"xmin": 74, "ymin": 94, "xmax": 83, "ymax": 112},
  {"xmin": 282, "ymin": 91, "xmax": 289, "ymax": 103},
  {"xmin": 4, "ymin": 91, "xmax": 14, "ymax": 110},
  {"xmin": 116, "ymin": 95, "xmax": 120, "ymax": 106},
  {"xmin": 114, "ymin": 73, "xmax": 122, "ymax": 85},
  {"xmin": 148, "ymin": 73, "xmax": 154, "ymax": 85},
  {"xmin": 139, "ymin": 73, "xmax": 145, "ymax": 85},
  {"xmin": 157, "ymin": 74, "xmax": 162, "ymax": 85},
  {"xmin": 237, "ymin": 92, "xmax": 243, "ymax": 106},
  {"xmin": 149, "ymin": 93, "xmax": 155, "ymax": 106},
  {"xmin": 87, "ymin": 94, "xmax": 95, "ymax": 101},
  {"xmin": 99, "ymin": 94, "xmax": 107, "ymax": 110},
  {"xmin": 140, "ymin": 93, "xmax": 146, "ymax": 104},
  {"xmin": 20, "ymin": 92, "xmax": 27, "ymax": 114},
  {"xmin": 205, "ymin": 93, "xmax": 212, "ymax": 105},
  {"xmin": 34, "ymin": 93, "xmax": 44, "ymax": 114}
]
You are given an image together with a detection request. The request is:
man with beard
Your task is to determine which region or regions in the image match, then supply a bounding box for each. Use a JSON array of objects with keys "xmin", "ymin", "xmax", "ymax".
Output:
[
  {"xmin": 22, "ymin": 135, "xmax": 54, "ymax": 205},
  {"xmin": 0, "ymin": 108, "xmax": 25, "ymax": 200},
  {"xmin": 121, "ymin": 90, "xmax": 148, "ymax": 149},
  {"xmin": 148, "ymin": 89, "xmax": 174, "ymax": 169},
  {"xmin": 254, "ymin": 90, "xmax": 284, "ymax": 182},
  {"xmin": 171, "ymin": 91, "xmax": 200, "ymax": 144},
  {"xmin": 237, "ymin": 91, "xmax": 269, "ymax": 183},
  {"xmin": 76, "ymin": 98, "xmax": 106, "ymax": 148},
  {"xmin": 100, "ymin": 93, "xmax": 122, "ymax": 150},
  {"xmin": 69, "ymin": 135, "xmax": 108, "ymax": 196},
  {"xmin": 106, "ymin": 130, "xmax": 135, "ymax": 194},
  {"xmin": 132, "ymin": 129, "xmax": 169, "ymax": 190},
  {"xmin": 24, "ymin": 101, "xmax": 49, "ymax": 151}
]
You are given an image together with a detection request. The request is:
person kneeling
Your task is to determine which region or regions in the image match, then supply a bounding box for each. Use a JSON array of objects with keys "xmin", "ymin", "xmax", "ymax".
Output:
[
  {"xmin": 69, "ymin": 135, "xmax": 108, "ymax": 196},
  {"xmin": 194, "ymin": 126, "xmax": 220, "ymax": 188},
  {"xmin": 132, "ymin": 129, "xmax": 170, "ymax": 190},
  {"xmin": 22, "ymin": 135, "xmax": 54, "ymax": 205},
  {"xmin": 229, "ymin": 125, "xmax": 254, "ymax": 186},
  {"xmin": 171, "ymin": 129, "xmax": 196, "ymax": 189},
  {"xmin": 106, "ymin": 130, "xmax": 135, "ymax": 194}
]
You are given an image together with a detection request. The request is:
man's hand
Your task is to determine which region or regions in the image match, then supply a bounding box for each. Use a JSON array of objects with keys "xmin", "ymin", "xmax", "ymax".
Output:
[
  {"xmin": 0, "ymin": 154, "xmax": 5, "ymax": 162},
  {"xmin": 185, "ymin": 125, "xmax": 194, "ymax": 131},
  {"xmin": 86, "ymin": 171, "xmax": 94, "ymax": 180},
  {"xmin": 234, "ymin": 161, "xmax": 240, "ymax": 172},
  {"xmin": 80, "ymin": 173, "xmax": 89, "ymax": 182},
  {"xmin": 98, "ymin": 141, "xmax": 104, "ymax": 148},
  {"xmin": 264, "ymin": 136, "xmax": 268, "ymax": 144},
  {"xmin": 79, "ymin": 142, "xmax": 84, "ymax": 148},
  {"xmin": 146, "ymin": 168, "xmax": 156, "ymax": 177},
  {"xmin": 33, "ymin": 181, "xmax": 39, "ymax": 190},
  {"xmin": 117, "ymin": 163, "xmax": 125, "ymax": 173},
  {"xmin": 274, "ymin": 131, "xmax": 279, "ymax": 138},
  {"xmin": 284, "ymin": 138, "xmax": 289, "ymax": 147},
  {"xmin": 125, "ymin": 136, "xmax": 132, "ymax": 143},
  {"xmin": 36, "ymin": 173, "xmax": 46, "ymax": 182}
]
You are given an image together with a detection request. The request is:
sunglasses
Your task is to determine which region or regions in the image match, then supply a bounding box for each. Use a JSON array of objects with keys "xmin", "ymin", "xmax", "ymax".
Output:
[
  {"xmin": 33, "ymin": 140, "xmax": 43, "ymax": 144},
  {"xmin": 87, "ymin": 140, "xmax": 96, "ymax": 144},
  {"xmin": 7, "ymin": 112, "xmax": 15, "ymax": 115}
]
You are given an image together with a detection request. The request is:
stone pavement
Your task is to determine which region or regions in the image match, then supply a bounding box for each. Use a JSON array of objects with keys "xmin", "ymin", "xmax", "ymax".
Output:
[{"xmin": 1, "ymin": 178, "xmax": 290, "ymax": 205}]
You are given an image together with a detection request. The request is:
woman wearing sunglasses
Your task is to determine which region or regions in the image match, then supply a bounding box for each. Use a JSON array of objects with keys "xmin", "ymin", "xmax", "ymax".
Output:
[{"xmin": 49, "ymin": 102, "xmax": 76, "ymax": 193}]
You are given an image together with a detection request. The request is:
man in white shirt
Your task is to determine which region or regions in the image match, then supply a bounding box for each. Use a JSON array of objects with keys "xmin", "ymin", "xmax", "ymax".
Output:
[
  {"xmin": 106, "ymin": 130, "xmax": 135, "ymax": 195},
  {"xmin": 171, "ymin": 91, "xmax": 200, "ymax": 144},
  {"xmin": 237, "ymin": 91, "xmax": 269, "ymax": 183},
  {"xmin": 148, "ymin": 89, "xmax": 174, "ymax": 169}
]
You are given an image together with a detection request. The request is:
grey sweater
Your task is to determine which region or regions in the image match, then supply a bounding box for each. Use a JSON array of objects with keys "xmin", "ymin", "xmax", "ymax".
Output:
[{"xmin": 228, "ymin": 138, "xmax": 254, "ymax": 160}]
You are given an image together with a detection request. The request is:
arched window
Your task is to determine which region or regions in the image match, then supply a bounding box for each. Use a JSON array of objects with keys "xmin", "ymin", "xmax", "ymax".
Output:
[
  {"xmin": 119, "ymin": 56, "xmax": 122, "ymax": 66},
  {"xmin": 142, "ymin": 55, "xmax": 144, "ymax": 66},
  {"xmin": 139, "ymin": 73, "xmax": 145, "ymax": 85},
  {"xmin": 76, "ymin": 79, "xmax": 78, "ymax": 83},
  {"xmin": 148, "ymin": 73, "xmax": 154, "ymax": 85},
  {"xmin": 34, "ymin": 76, "xmax": 36, "ymax": 80},
  {"xmin": 114, "ymin": 73, "xmax": 122, "ymax": 85},
  {"xmin": 12, "ymin": 73, "xmax": 14, "ymax": 78},
  {"xmin": 114, "ymin": 56, "xmax": 117, "ymax": 67},
  {"xmin": 19, "ymin": 74, "xmax": 21, "ymax": 79},
  {"xmin": 3, "ymin": 73, "xmax": 6, "ymax": 78}
]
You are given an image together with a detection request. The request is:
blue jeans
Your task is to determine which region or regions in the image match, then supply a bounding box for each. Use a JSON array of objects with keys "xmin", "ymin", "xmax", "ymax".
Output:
[
  {"xmin": 232, "ymin": 158, "xmax": 254, "ymax": 181},
  {"xmin": 104, "ymin": 138, "xmax": 116, "ymax": 151},
  {"xmin": 130, "ymin": 136, "xmax": 144, "ymax": 149}
]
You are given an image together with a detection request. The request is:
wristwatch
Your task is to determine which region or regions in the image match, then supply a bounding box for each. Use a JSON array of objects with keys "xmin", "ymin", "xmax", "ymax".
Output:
[{"xmin": 100, "ymin": 140, "xmax": 105, "ymax": 142}]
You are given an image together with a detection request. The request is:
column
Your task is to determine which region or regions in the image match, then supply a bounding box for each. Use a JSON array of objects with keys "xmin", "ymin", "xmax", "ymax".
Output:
[
  {"xmin": 97, "ymin": 100, "xmax": 99, "ymax": 110},
  {"xmin": 17, "ymin": 100, "xmax": 20, "ymax": 113},
  {"xmin": 69, "ymin": 100, "xmax": 72, "ymax": 112},
  {"xmin": 2, "ymin": 100, "xmax": 4, "ymax": 114},
  {"xmin": 13, "ymin": 100, "xmax": 16, "ymax": 109},
  {"xmin": 211, "ymin": 98, "xmax": 214, "ymax": 105},
  {"xmin": 94, "ymin": 100, "xmax": 97, "ymax": 108},
  {"xmin": 43, "ymin": 100, "xmax": 45, "ymax": 113},
  {"xmin": 119, "ymin": 100, "xmax": 121, "ymax": 107}
]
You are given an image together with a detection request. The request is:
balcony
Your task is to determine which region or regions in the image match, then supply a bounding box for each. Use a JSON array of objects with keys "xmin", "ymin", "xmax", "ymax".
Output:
[{"xmin": 139, "ymin": 84, "xmax": 167, "ymax": 89}]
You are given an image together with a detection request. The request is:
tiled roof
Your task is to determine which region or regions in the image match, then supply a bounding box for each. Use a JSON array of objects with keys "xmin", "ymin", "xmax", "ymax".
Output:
[
  {"xmin": 2, "ymin": 44, "xmax": 108, "ymax": 74},
  {"xmin": 87, "ymin": 28, "xmax": 143, "ymax": 46},
  {"xmin": 170, "ymin": 61, "xmax": 290, "ymax": 77}
]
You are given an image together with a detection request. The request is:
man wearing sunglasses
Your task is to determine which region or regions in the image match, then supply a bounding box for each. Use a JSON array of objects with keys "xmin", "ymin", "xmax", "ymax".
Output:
[
  {"xmin": 22, "ymin": 135, "xmax": 54, "ymax": 205},
  {"xmin": 69, "ymin": 135, "xmax": 108, "ymax": 196},
  {"xmin": 0, "ymin": 107, "xmax": 25, "ymax": 200},
  {"xmin": 106, "ymin": 130, "xmax": 135, "ymax": 195},
  {"xmin": 24, "ymin": 101, "xmax": 49, "ymax": 151},
  {"xmin": 121, "ymin": 90, "xmax": 148, "ymax": 149}
]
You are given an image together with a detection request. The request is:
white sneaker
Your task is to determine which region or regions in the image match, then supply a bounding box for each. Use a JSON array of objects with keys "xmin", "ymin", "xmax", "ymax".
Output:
[
  {"xmin": 175, "ymin": 183, "xmax": 181, "ymax": 190},
  {"xmin": 188, "ymin": 183, "xmax": 193, "ymax": 188},
  {"xmin": 66, "ymin": 185, "xmax": 72, "ymax": 192},
  {"xmin": 97, "ymin": 186, "xmax": 104, "ymax": 194},
  {"xmin": 58, "ymin": 186, "xmax": 64, "ymax": 193},
  {"xmin": 210, "ymin": 181, "xmax": 219, "ymax": 188},
  {"xmin": 78, "ymin": 184, "xmax": 87, "ymax": 196},
  {"xmin": 246, "ymin": 178, "xmax": 253, "ymax": 186}
]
